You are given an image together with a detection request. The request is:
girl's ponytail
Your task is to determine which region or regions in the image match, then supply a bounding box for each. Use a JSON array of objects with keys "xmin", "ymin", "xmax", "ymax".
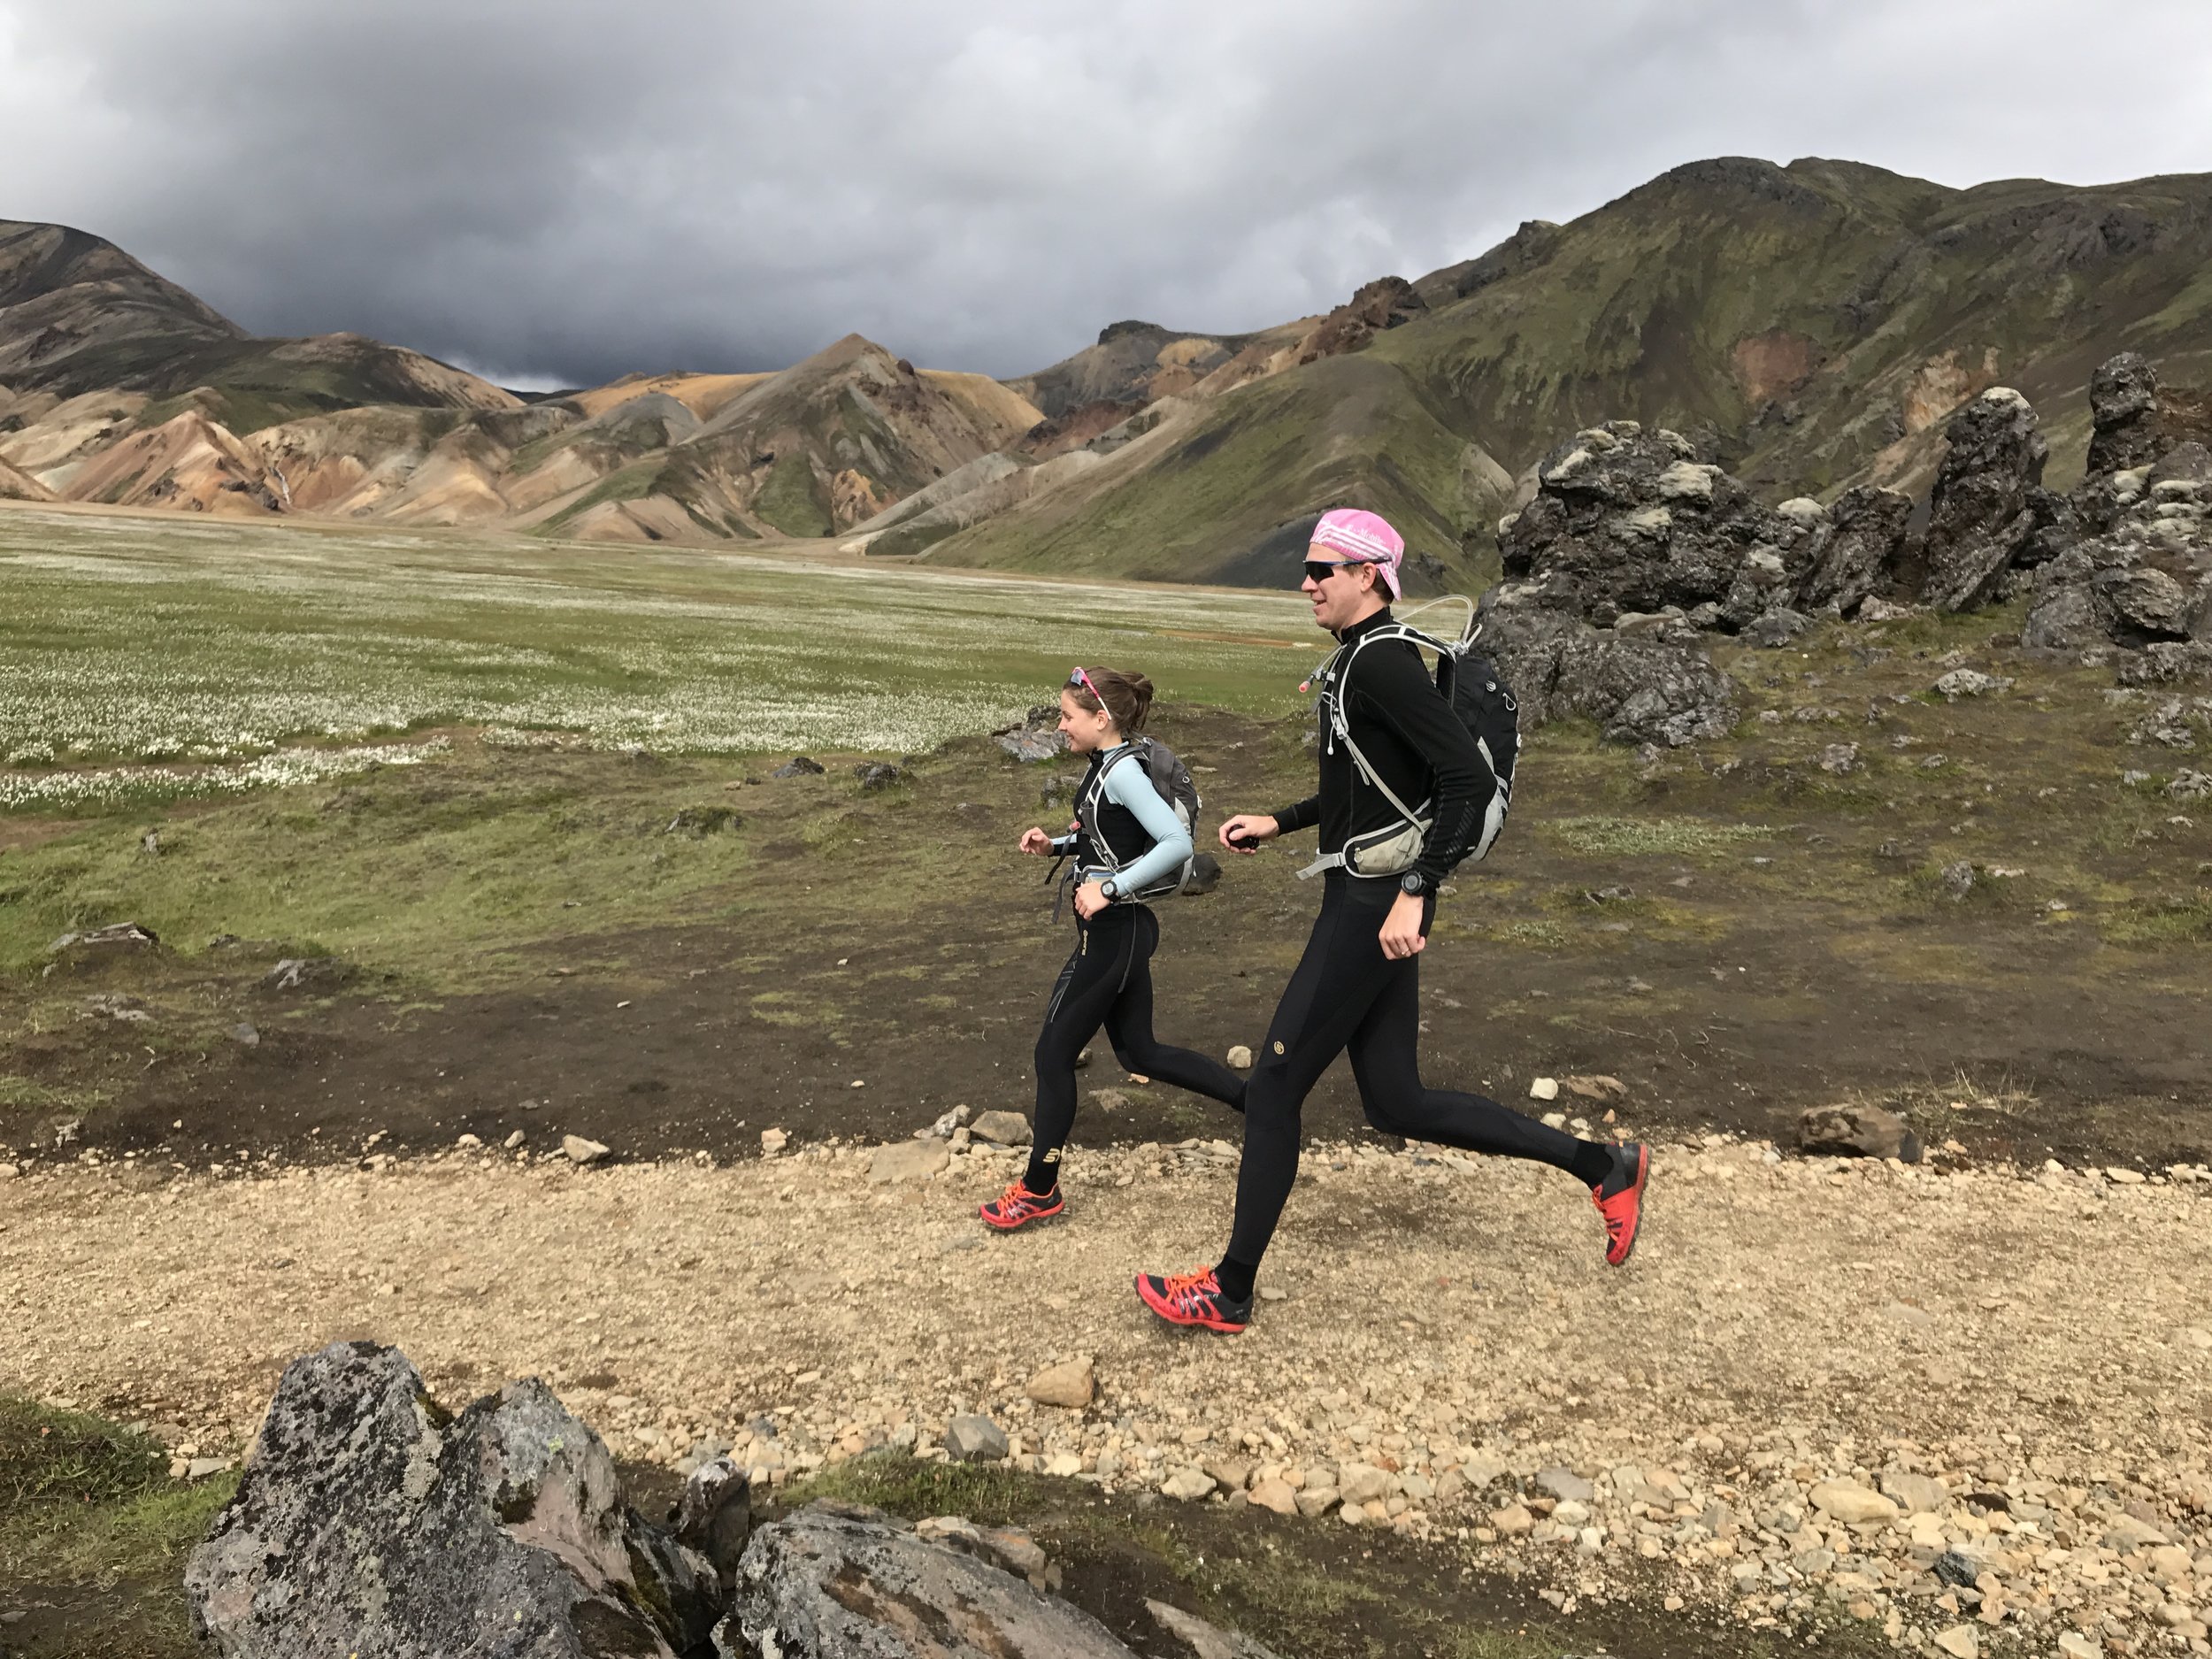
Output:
[{"xmin": 1071, "ymin": 667, "xmax": 1155, "ymax": 734}]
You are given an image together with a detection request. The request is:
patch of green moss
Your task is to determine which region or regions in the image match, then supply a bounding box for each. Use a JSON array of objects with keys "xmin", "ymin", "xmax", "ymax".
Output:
[
  {"xmin": 754, "ymin": 453, "xmax": 833, "ymax": 538},
  {"xmin": 2105, "ymin": 890, "xmax": 2212, "ymax": 947},
  {"xmin": 1548, "ymin": 816, "xmax": 1774, "ymax": 857}
]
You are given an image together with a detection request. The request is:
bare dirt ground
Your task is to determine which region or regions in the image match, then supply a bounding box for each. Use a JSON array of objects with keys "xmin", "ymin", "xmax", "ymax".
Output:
[
  {"xmin": 4, "ymin": 1132, "xmax": 2211, "ymax": 1655},
  {"xmin": 13, "ymin": 672, "xmax": 2212, "ymax": 1186}
]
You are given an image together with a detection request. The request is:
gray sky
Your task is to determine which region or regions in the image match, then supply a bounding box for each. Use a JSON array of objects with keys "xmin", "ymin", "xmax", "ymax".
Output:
[{"xmin": 4, "ymin": 0, "xmax": 2208, "ymax": 389}]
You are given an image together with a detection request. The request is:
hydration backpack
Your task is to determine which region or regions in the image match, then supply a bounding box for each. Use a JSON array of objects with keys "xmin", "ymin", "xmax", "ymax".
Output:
[
  {"xmin": 1049, "ymin": 737, "xmax": 1207, "ymax": 913},
  {"xmin": 1302, "ymin": 595, "xmax": 1519, "ymax": 879}
]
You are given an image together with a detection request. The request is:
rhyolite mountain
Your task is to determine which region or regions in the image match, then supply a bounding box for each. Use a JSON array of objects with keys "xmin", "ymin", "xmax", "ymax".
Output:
[
  {"xmin": 4, "ymin": 157, "xmax": 2208, "ymax": 585},
  {"xmin": 0, "ymin": 219, "xmax": 519, "ymax": 429}
]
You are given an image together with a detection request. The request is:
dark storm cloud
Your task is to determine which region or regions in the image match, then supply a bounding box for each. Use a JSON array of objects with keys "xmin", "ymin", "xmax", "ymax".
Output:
[{"xmin": 3, "ymin": 0, "xmax": 2207, "ymax": 388}]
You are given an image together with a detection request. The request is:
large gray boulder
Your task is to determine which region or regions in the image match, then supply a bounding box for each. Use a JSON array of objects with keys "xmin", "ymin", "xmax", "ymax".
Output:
[
  {"xmin": 2118, "ymin": 641, "xmax": 2212, "ymax": 687},
  {"xmin": 1918, "ymin": 388, "xmax": 2049, "ymax": 611},
  {"xmin": 1498, "ymin": 421, "xmax": 1810, "ymax": 627},
  {"xmin": 716, "ymin": 1502, "xmax": 1134, "ymax": 1657},
  {"xmin": 187, "ymin": 1342, "xmax": 723, "ymax": 1658},
  {"xmin": 2024, "ymin": 440, "xmax": 2212, "ymax": 651},
  {"xmin": 1793, "ymin": 484, "xmax": 1913, "ymax": 616},
  {"xmin": 1482, "ymin": 601, "xmax": 1738, "ymax": 748},
  {"xmin": 2086, "ymin": 351, "xmax": 2165, "ymax": 478},
  {"xmin": 994, "ymin": 704, "xmax": 1071, "ymax": 762}
]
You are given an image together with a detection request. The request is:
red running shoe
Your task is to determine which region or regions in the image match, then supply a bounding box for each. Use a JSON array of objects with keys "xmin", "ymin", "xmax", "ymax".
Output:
[
  {"xmin": 980, "ymin": 1179, "xmax": 1064, "ymax": 1231},
  {"xmin": 1135, "ymin": 1265, "xmax": 1252, "ymax": 1333},
  {"xmin": 1591, "ymin": 1142, "xmax": 1650, "ymax": 1266}
]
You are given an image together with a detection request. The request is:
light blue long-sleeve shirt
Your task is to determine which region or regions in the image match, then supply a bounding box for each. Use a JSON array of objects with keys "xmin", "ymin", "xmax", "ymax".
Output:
[{"xmin": 1052, "ymin": 745, "xmax": 1192, "ymax": 898}]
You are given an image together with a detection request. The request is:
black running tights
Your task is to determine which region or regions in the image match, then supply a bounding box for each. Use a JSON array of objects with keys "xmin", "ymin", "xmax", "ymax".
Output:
[
  {"xmin": 1028, "ymin": 902, "xmax": 1244, "ymax": 1191},
  {"xmin": 1224, "ymin": 875, "xmax": 1609, "ymax": 1272}
]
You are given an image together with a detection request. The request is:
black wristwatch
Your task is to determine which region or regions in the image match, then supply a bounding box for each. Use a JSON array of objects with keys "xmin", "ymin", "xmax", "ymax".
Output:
[
  {"xmin": 1101, "ymin": 879, "xmax": 1120, "ymax": 902},
  {"xmin": 1399, "ymin": 871, "xmax": 1430, "ymax": 897}
]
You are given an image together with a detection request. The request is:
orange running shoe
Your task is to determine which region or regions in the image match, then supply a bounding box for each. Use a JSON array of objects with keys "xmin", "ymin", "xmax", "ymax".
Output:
[
  {"xmin": 980, "ymin": 1179, "xmax": 1064, "ymax": 1231},
  {"xmin": 1592, "ymin": 1142, "xmax": 1650, "ymax": 1265},
  {"xmin": 1134, "ymin": 1265, "xmax": 1252, "ymax": 1333}
]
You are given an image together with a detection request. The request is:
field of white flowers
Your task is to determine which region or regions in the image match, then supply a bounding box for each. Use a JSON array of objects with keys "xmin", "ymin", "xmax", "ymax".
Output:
[{"xmin": 0, "ymin": 509, "xmax": 1312, "ymax": 811}]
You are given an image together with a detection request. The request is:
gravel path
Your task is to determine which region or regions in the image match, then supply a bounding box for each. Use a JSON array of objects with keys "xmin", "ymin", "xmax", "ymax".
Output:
[{"xmin": 5, "ymin": 1134, "xmax": 2212, "ymax": 1655}]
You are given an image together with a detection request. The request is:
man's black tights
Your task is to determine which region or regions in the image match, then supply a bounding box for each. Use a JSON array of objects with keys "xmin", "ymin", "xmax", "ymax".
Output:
[{"xmin": 1215, "ymin": 878, "xmax": 1612, "ymax": 1300}]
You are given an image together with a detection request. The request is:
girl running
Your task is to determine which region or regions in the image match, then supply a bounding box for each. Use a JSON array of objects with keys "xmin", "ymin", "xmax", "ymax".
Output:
[{"xmin": 982, "ymin": 666, "xmax": 1246, "ymax": 1230}]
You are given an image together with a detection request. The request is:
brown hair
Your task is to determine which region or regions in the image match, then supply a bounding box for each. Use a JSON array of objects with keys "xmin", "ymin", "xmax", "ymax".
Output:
[{"xmin": 1069, "ymin": 666, "xmax": 1156, "ymax": 734}]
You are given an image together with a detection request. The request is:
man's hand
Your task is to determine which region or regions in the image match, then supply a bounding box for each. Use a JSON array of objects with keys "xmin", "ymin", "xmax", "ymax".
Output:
[
  {"xmin": 1018, "ymin": 826, "xmax": 1054, "ymax": 856},
  {"xmin": 1379, "ymin": 890, "xmax": 1427, "ymax": 959},
  {"xmin": 1219, "ymin": 813, "xmax": 1279, "ymax": 854},
  {"xmin": 1072, "ymin": 879, "xmax": 1110, "ymax": 918}
]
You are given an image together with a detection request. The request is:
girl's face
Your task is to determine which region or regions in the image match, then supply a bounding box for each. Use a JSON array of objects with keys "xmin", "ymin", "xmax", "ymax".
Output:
[{"xmin": 1057, "ymin": 688, "xmax": 1117, "ymax": 754}]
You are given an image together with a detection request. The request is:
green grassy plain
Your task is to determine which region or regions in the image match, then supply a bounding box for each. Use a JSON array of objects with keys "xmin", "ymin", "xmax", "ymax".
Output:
[{"xmin": 0, "ymin": 505, "xmax": 1310, "ymax": 796}]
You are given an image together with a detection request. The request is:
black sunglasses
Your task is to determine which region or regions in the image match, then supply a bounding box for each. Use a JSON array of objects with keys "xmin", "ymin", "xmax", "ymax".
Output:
[{"xmin": 1303, "ymin": 559, "xmax": 1363, "ymax": 584}]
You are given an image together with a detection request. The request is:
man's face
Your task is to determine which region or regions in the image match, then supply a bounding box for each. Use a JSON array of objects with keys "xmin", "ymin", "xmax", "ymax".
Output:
[{"xmin": 1301, "ymin": 547, "xmax": 1379, "ymax": 631}]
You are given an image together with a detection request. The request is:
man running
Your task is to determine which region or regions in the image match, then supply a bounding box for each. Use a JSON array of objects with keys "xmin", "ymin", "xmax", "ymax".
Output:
[{"xmin": 1134, "ymin": 508, "xmax": 1650, "ymax": 1333}]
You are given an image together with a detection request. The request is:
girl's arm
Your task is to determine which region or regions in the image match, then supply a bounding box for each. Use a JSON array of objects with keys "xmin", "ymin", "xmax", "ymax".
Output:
[{"xmin": 1097, "ymin": 757, "xmax": 1192, "ymax": 893}]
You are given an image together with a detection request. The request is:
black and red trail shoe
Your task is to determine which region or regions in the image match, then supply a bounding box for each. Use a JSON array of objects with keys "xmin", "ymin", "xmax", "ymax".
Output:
[
  {"xmin": 1592, "ymin": 1141, "xmax": 1650, "ymax": 1266},
  {"xmin": 1134, "ymin": 1265, "xmax": 1253, "ymax": 1333}
]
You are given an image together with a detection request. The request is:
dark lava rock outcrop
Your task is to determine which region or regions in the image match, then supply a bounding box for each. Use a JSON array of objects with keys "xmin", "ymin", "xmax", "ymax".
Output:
[
  {"xmin": 186, "ymin": 1344, "xmax": 1279, "ymax": 1659},
  {"xmin": 2085, "ymin": 351, "xmax": 2212, "ymax": 478},
  {"xmin": 1482, "ymin": 419, "xmax": 1824, "ymax": 745},
  {"xmin": 1485, "ymin": 353, "xmax": 2212, "ymax": 713},
  {"xmin": 1499, "ymin": 420, "xmax": 1811, "ymax": 627},
  {"xmin": 2024, "ymin": 438, "xmax": 2212, "ymax": 652},
  {"xmin": 187, "ymin": 1342, "xmax": 729, "ymax": 1657},
  {"xmin": 1916, "ymin": 388, "xmax": 2056, "ymax": 612}
]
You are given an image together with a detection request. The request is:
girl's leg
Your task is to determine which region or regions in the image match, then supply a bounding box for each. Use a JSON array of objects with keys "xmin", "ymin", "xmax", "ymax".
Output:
[
  {"xmin": 1102, "ymin": 907, "xmax": 1246, "ymax": 1110},
  {"xmin": 1025, "ymin": 910, "xmax": 1141, "ymax": 1194}
]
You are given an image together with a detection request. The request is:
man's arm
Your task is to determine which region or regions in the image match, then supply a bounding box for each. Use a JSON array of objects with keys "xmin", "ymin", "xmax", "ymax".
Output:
[{"xmin": 1356, "ymin": 647, "xmax": 1494, "ymax": 888}]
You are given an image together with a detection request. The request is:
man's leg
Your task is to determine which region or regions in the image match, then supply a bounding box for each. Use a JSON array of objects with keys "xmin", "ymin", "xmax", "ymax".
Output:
[
  {"xmin": 1346, "ymin": 955, "xmax": 1651, "ymax": 1263},
  {"xmin": 1345, "ymin": 960, "xmax": 1611, "ymax": 1178},
  {"xmin": 1102, "ymin": 908, "xmax": 1246, "ymax": 1110},
  {"xmin": 1215, "ymin": 884, "xmax": 1392, "ymax": 1289},
  {"xmin": 1138, "ymin": 892, "xmax": 1374, "ymax": 1328}
]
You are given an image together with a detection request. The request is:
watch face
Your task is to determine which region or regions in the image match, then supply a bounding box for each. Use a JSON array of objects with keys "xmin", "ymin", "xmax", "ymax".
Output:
[{"xmin": 1401, "ymin": 872, "xmax": 1425, "ymax": 895}]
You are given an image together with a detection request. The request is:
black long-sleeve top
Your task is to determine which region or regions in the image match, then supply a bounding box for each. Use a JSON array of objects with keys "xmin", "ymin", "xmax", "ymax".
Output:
[{"xmin": 1269, "ymin": 607, "xmax": 1494, "ymax": 888}]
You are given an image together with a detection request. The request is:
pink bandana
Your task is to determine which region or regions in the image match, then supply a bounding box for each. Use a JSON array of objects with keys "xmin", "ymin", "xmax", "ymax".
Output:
[{"xmin": 1310, "ymin": 508, "xmax": 1403, "ymax": 598}]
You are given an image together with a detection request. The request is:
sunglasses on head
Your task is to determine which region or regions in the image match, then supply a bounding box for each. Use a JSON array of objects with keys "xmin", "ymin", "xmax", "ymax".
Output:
[{"xmin": 1067, "ymin": 666, "xmax": 1107, "ymax": 709}]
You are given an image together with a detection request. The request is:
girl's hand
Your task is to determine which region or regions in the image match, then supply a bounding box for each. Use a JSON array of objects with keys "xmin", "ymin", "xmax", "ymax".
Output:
[
  {"xmin": 1072, "ymin": 880, "xmax": 1110, "ymax": 918},
  {"xmin": 1219, "ymin": 813, "xmax": 1278, "ymax": 853},
  {"xmin": 1018, "ymin": 826, "xmax": 1053, "ymax": 856}
]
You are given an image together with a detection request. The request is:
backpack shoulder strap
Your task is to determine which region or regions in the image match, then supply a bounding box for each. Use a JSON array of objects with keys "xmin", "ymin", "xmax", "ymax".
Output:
[
  {"xmin": 1328, "ymin": 628, "xmax": 1436, "ymax": 832},
  {"xmin": 1079, "ymin": 744, "xmax": 1147, "ymax": 872},
  {"xmin": 1073, "ymin": 749, "xmax": 1111, "ymax": 821}
]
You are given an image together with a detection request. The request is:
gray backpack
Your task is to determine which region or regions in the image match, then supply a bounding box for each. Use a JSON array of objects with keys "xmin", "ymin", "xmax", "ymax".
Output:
[
  {"xmin": 1048, "ymin": 737, "xmax": 1206, "ymax": 916},
  {"xmin": 1074, "ymin": 737, "xmax": 1204, "ymax": 899}
]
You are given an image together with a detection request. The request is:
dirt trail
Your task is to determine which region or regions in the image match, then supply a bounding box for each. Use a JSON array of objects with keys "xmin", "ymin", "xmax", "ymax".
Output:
[{"xmin": 5, "ymin": 1135, "xmax": 2212, "ymax": 1649}]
